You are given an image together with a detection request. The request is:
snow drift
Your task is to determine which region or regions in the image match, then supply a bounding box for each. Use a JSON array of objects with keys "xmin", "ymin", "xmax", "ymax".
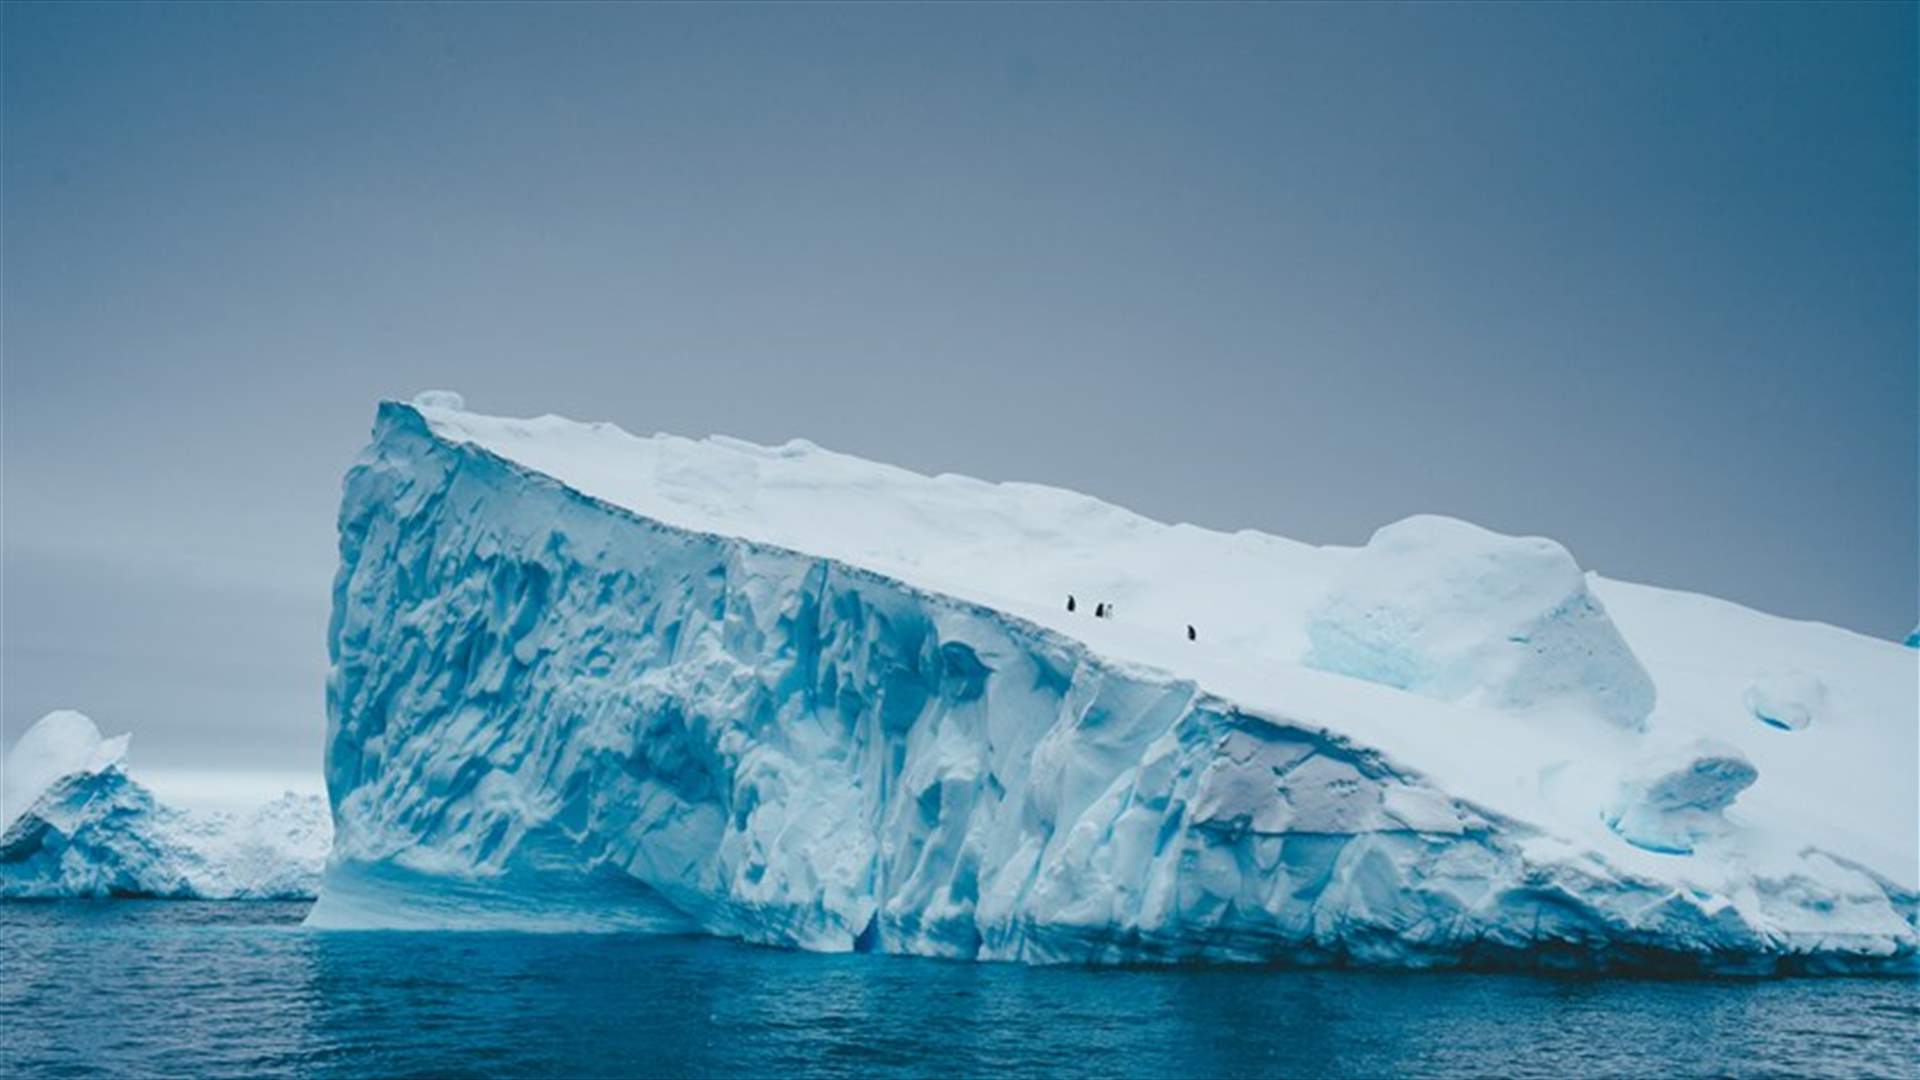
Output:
[
  {"xmin": 307, "ymin": 397, "xmax": 1918, "ymax": 972},
  {"xmin": 1304, "ymin": 515, "xmax": 1655, "ymax": 731},
  {"xmin": 0, "ymin": 712, "xmax": 329, "ymax": 899}
]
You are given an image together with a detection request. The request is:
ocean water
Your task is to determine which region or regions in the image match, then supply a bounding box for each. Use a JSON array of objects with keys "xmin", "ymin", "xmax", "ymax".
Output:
[{"xmin": 2, "ymin": 902, "xmax": 1914, "ymax": 1078}]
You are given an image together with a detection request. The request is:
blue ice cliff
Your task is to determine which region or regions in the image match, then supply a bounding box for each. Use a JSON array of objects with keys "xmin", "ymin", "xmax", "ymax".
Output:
[
  {"xmin": 305, "ymin": 397, "xmax": 1918, "ymax": 973},
  {"xmin": 1, "ymin": 711, "xmax": 328, "ymax": 899}
]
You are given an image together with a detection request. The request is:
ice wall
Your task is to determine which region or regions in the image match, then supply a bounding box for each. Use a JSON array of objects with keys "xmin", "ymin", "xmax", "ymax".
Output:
[{"xmin": 309, "ymin": 404, "xmax": 1916, "ymax": 972}]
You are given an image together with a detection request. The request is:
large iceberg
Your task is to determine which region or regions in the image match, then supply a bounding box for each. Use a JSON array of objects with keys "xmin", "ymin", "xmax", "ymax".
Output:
[
  {"xmin": 0, "ymin": 711, "xmax": 329, "ymax": 899},
  {"xmin": 307, "ymin": 398, "xmax": 1918, "ymax": 972}
]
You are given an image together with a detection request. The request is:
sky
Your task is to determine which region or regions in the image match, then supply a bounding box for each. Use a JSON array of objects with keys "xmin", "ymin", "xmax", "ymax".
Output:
[{"xmin": 3, "ymin": 2, "xmax": 1915, "ymax": 776}]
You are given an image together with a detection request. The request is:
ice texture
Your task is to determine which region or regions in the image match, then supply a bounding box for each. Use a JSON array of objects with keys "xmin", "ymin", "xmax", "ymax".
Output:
[
  {"xmin": 306, "ymin": 402, "xmax": 1919, "ymax": 973},
  {"xmin": 0, "ymin": 712, "xmax": 329, "ymax": 899},
  {"xmin": 1605, "ymin": 741, "xmax": 1758, "ymax": 855}
]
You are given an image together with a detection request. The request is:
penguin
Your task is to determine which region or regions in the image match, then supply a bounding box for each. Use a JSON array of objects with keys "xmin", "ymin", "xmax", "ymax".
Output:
[
  {"xmin": 1067, "ymin": 595, "xmax": 1076, "ymax": 613},
  {"xmin": 1095, "ymin": 602, "xmax": 1107, "ymax": 618},
  {"xmin": 1187, "ymin": 624, "xmax": 1196, "ymax": 642}
]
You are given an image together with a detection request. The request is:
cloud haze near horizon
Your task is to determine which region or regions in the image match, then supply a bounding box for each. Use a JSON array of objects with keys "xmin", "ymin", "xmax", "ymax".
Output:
[{"xmin": 4, "ymin": 2, "xmax": 1915, "ymax": 774}]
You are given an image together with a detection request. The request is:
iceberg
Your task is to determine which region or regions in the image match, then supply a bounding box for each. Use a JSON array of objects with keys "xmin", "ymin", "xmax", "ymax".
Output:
[
  {"xmin": 0, "ymin": 711, "xmax": 329, "ymax": 899},
  {"xmin": 307, "ymin": 397, "xmax": 1918, "ymax": 972}
]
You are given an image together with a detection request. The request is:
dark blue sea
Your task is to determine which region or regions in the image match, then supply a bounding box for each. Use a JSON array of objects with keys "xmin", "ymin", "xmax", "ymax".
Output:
[{"xmin": 2, "ymin": 902, "xmax": 1914, "ymax": 1078}]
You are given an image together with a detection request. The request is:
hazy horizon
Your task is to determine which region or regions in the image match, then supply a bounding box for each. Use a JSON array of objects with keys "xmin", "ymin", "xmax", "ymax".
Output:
[{"xmin": 4, "ymin": 2, "xmax": 1915, "ymax": 774}]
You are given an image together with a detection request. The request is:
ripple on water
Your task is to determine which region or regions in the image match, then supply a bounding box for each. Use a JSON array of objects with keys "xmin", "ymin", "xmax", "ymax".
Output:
[{"xmin": 2, "ymin": 902, "xmax": 1916, "ymax": 1079}]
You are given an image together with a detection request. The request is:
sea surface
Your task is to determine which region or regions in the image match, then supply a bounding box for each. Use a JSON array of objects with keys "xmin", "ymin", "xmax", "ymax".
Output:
[{"xmin": 3, "ymin": 902, "xmax": 1915, "ymax": 1078}]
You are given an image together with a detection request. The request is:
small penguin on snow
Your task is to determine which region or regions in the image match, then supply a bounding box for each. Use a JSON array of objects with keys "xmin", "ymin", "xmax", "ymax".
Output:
[
  {"xmin": 1187, "ymin": 625, "xmax": 1196, "ymax": 641},
  {"xmin": 1067, "ymin": 594, "xmax": 1077, "ymax": 613}
]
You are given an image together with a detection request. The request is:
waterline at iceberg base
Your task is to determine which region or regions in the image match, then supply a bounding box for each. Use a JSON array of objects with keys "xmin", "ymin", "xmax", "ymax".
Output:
[{"xmin": 307, "ymin": 399, "xmax": 1917, "ymax": 974}]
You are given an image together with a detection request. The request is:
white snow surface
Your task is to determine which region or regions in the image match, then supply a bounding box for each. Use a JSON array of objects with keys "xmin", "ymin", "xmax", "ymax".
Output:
[
  {"xmin": 307, "ymin": 400, "xmax": 1918, "ymax": 971},
  {"xmin": 2, "ymin": 709, "xmax": 129, "ymax": 828},
  {"xmin": 1742, "ymin": 667, "xmax": 1827, "ymax": 733},
  {"xmin": 1, "ymin": 712, "xmax": 330, "ymax": 899}
]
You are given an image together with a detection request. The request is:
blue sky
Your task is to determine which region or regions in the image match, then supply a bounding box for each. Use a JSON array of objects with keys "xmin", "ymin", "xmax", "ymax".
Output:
[{"xmin": 3, "ymin": 2, "xmax": 1914, "ymax": 771}]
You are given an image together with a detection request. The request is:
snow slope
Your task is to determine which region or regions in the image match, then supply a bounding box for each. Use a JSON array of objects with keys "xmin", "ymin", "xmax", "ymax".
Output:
[
  {"xmin": 307, "ymin": 396, "xmax": 1917, "ymax": 971},
  {"xmin": 0, "ymin": 712, "xmax": 330, "ymax": 899}
]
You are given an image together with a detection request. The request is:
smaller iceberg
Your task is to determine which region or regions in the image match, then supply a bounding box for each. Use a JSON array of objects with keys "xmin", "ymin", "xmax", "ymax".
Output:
[{"xmin": 1, "ymin": 711, "xmax": 330, "ymax": 899}]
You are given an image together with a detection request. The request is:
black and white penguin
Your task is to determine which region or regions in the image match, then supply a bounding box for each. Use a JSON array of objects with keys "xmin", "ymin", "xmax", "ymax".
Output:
[{"xmin": 1067, "ymin": 594, "xmax": 1076, "ymax": 612}]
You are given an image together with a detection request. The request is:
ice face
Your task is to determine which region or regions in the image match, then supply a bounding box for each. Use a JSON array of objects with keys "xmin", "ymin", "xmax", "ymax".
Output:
[
  {"xmin": 305, "ymin": 404, "xmax": 1917, "ymax": 973},
  {"xmin": 1304, "ymin": 516, "xmax": 1656, "ymax": 731},
  {"xmin": 0, "ymin": 711, "xmax": 329, "ymax": 899}
]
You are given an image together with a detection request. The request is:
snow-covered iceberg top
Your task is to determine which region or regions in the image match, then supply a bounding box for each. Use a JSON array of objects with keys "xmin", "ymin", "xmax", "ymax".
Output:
[
  {"xmin": 307, "ymin": 396, "xmax": 1917, "ymax": 971},
  {"xmin": 1, "ymin": 711, "xmax": 330, "ymax": 899},
  {"xmin": 2, "ymin": 709, "xmax": 130, "ymax": 829}
]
